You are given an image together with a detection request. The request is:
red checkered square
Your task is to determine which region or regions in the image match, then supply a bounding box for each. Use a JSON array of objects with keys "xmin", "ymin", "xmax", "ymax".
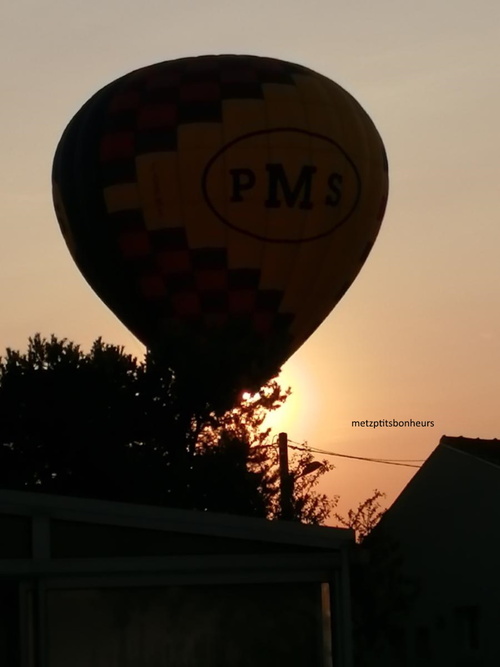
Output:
[
  {"xmin": 253, "ymin": 312, "xmax": 273, "ymax": 334},
  {"xmin": 156, "ymin": 250, "xmax": 191, "ymax": 273},
  {"xmin": 196, "ymin": 269, "xmax": 228, "ymax": 291},
  {"xmin": 172, "ymin": 291, "xmax": 201, "ymax": 316},
  {"xmin": 139, "ymin": 274, "xmax": 167, "ymax": 300},
  {"xmin": 146, "ymin": 71, "xmax": 182, "ymax": 88},
  {"xmin": 108, "ymin": 91, "xmax": 141, "ymax": 112},
  {"xmin": 118, "ymin": 231, "xmax": 151, "ymax": 259},
  {"xmin": 205, "ymin": 313, "xmax": 228, "ymax": 328},
  {"xmin": 100, "ymin": 132, "xmax": 135, "ymax": 161},
  {"xmin": 137, "ymin": 104, "xmax": 177, "ymax": 129},
  {"xmin": 220, "ymin": 68, "xmax": 259, "ymax": 83},
  {"xmin": 180, "ymin": 82, "xmax": 221, "ymax": 102},
  {"xmin": 229, "ymin": 290, "xmax": 256, "ymax": 314}
]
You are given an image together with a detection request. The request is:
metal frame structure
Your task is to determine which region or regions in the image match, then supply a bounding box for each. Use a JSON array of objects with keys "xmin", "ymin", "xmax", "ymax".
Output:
[{"xmin": 0, "ymin": 489, "xmax": 354, "ymax": 667}]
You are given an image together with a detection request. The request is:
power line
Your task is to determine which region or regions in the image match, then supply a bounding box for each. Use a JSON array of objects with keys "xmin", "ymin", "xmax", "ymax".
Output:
[
  {"xmin": 254, "ymin": 437, "xmax": 424, "ymax": 468},
  {"xmin": 286, "ymin": 439, "xmax": 423, "ymax": 469},
  {"xmin": 298, "ymin": 447, "xmax": 420, "ymax": 469},
  {"xmin": 297, "ymin": 441, "xmax": 424, "ymax": 463}
]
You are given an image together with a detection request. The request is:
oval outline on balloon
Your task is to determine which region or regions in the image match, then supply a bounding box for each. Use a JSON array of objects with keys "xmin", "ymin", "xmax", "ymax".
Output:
[{"xmin": 201, "ymin": 127, "xmax": 362, "ymax": 244}]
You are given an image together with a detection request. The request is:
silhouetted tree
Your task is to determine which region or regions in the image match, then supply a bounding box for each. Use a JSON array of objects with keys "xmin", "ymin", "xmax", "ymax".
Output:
[
  {"xmin": 0, "ymin": 334, "xmax": 334, "ymax": 523},
  {"xmin": 334, "ymin": 489, "xmax": 387, "ymax": 543},
  {"xmin": 335, "ymin": 492, "xmax": 419, "ymax": 666}
]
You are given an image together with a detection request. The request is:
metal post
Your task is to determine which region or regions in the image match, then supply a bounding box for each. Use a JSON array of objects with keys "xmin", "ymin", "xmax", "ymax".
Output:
[
  {"xmin": 278, "ymin": 432, "xmax": 294, "ymax": 520},
  {"xmin": 340, "ymin": 546, "xmax": 353, "ymax": 667}
]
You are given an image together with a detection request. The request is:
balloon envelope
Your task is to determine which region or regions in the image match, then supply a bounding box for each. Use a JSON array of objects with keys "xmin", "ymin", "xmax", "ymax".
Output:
[{"xmin": 52, "ymin": 55, "xmax": 388, "ymax": 399}]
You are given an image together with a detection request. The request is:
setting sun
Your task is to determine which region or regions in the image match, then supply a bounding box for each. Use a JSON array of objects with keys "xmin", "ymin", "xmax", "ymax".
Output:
[{"xmin": 262, "ymin": 362, "xmax": 319, "ymax": 442}]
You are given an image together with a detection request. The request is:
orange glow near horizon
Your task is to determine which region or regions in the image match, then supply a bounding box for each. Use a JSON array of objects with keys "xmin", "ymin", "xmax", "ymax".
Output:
[{"xmin": 262, "ymin": 362, "xmax": 319, "ymax": 443}]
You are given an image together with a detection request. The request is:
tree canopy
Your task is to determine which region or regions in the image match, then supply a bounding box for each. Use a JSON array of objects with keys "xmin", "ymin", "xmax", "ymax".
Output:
[{"xmin": 0, "ymin": 334, "xmax": 335, "ymax": 524}]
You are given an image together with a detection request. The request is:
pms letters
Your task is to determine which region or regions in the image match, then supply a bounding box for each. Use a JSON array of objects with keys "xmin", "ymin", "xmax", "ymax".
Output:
[{"xmin": 229, "ymin": 164, "xmax": 343, "ymax": 210}]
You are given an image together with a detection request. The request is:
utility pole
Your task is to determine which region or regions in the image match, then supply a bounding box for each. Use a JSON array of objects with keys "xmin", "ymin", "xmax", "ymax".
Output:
[{"xmin": 278, "ymin": 432, "xmax": 294, "ymax": 520}]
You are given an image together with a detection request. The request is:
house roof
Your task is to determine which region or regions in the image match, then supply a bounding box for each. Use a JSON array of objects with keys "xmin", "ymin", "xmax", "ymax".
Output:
[
  {"xmin": 440, "ymin": 435, "xmax": 500, "ymax": 469},
  {"xmin": 365, "ymin": 435, "xmax": 500, "ymax": 538},
  {"xmin": 0, "ymin": 487, "xmax": 353, "ymax": 552}
]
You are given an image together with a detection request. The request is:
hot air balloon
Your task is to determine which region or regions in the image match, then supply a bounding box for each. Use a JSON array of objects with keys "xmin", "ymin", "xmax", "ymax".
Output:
[{"xmin": 52, "ymin": 55, "xmax": 388, "ymax": 407}]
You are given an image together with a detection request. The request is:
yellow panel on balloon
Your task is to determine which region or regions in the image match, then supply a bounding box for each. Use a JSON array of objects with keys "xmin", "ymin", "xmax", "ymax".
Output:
[
  {"xmin": 261, "ymin": 83, "xmax": 308, "ymax": 128},
  {"xmin": 305, "ymin": 107, "xmax": 338, "ymax": 141},
  {"xmin": 262, "ymin": 132, "xmax": 313, "ymax": 242},
  {"xmin": 136, "ymin": 153, "xmax": 182, "ymax": 230},
  {"xmin": 225, "ymin": 228, "xmax": 262, "ymax": 270},
  {"xmin": 258, "ymin": 243, "xmax": 301, "ymax": 291},
  {"xmin": 278, "ymin": 239, "xmax": 330, "ymax": 316},
  {"xmin": 184, "ymin": 201, "xmax": 226, "ymax": 249},
  {"xmin": 204, "ymin": 140, "xmax": 270, "ymax": 243},
  {"xmin": 177, "ymin": 123, "xmax": 223, "ymax": 151},
  {"xmin": 178, "ymin": 149, "xmax": 208, "ymax": 206},
  {"xmin": 221, "ymin": 99, "xmax": 268, "ymax": 142},
  {"xmin": 291, "ymin": 73, "xmax": 330, "ymax": 106},
  {"xmin": 289, "ymin": 218, "xmax": 378, "ymax": 341},
  {"xmin": 321, "ymin": 79, "xmax": 368, "ymax": 162}
]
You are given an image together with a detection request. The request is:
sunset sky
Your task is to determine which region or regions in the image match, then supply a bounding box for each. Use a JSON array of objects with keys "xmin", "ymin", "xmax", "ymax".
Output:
[{"xmin": 1, "ymin": 1, "xmax": 499, "ymax": 520}]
